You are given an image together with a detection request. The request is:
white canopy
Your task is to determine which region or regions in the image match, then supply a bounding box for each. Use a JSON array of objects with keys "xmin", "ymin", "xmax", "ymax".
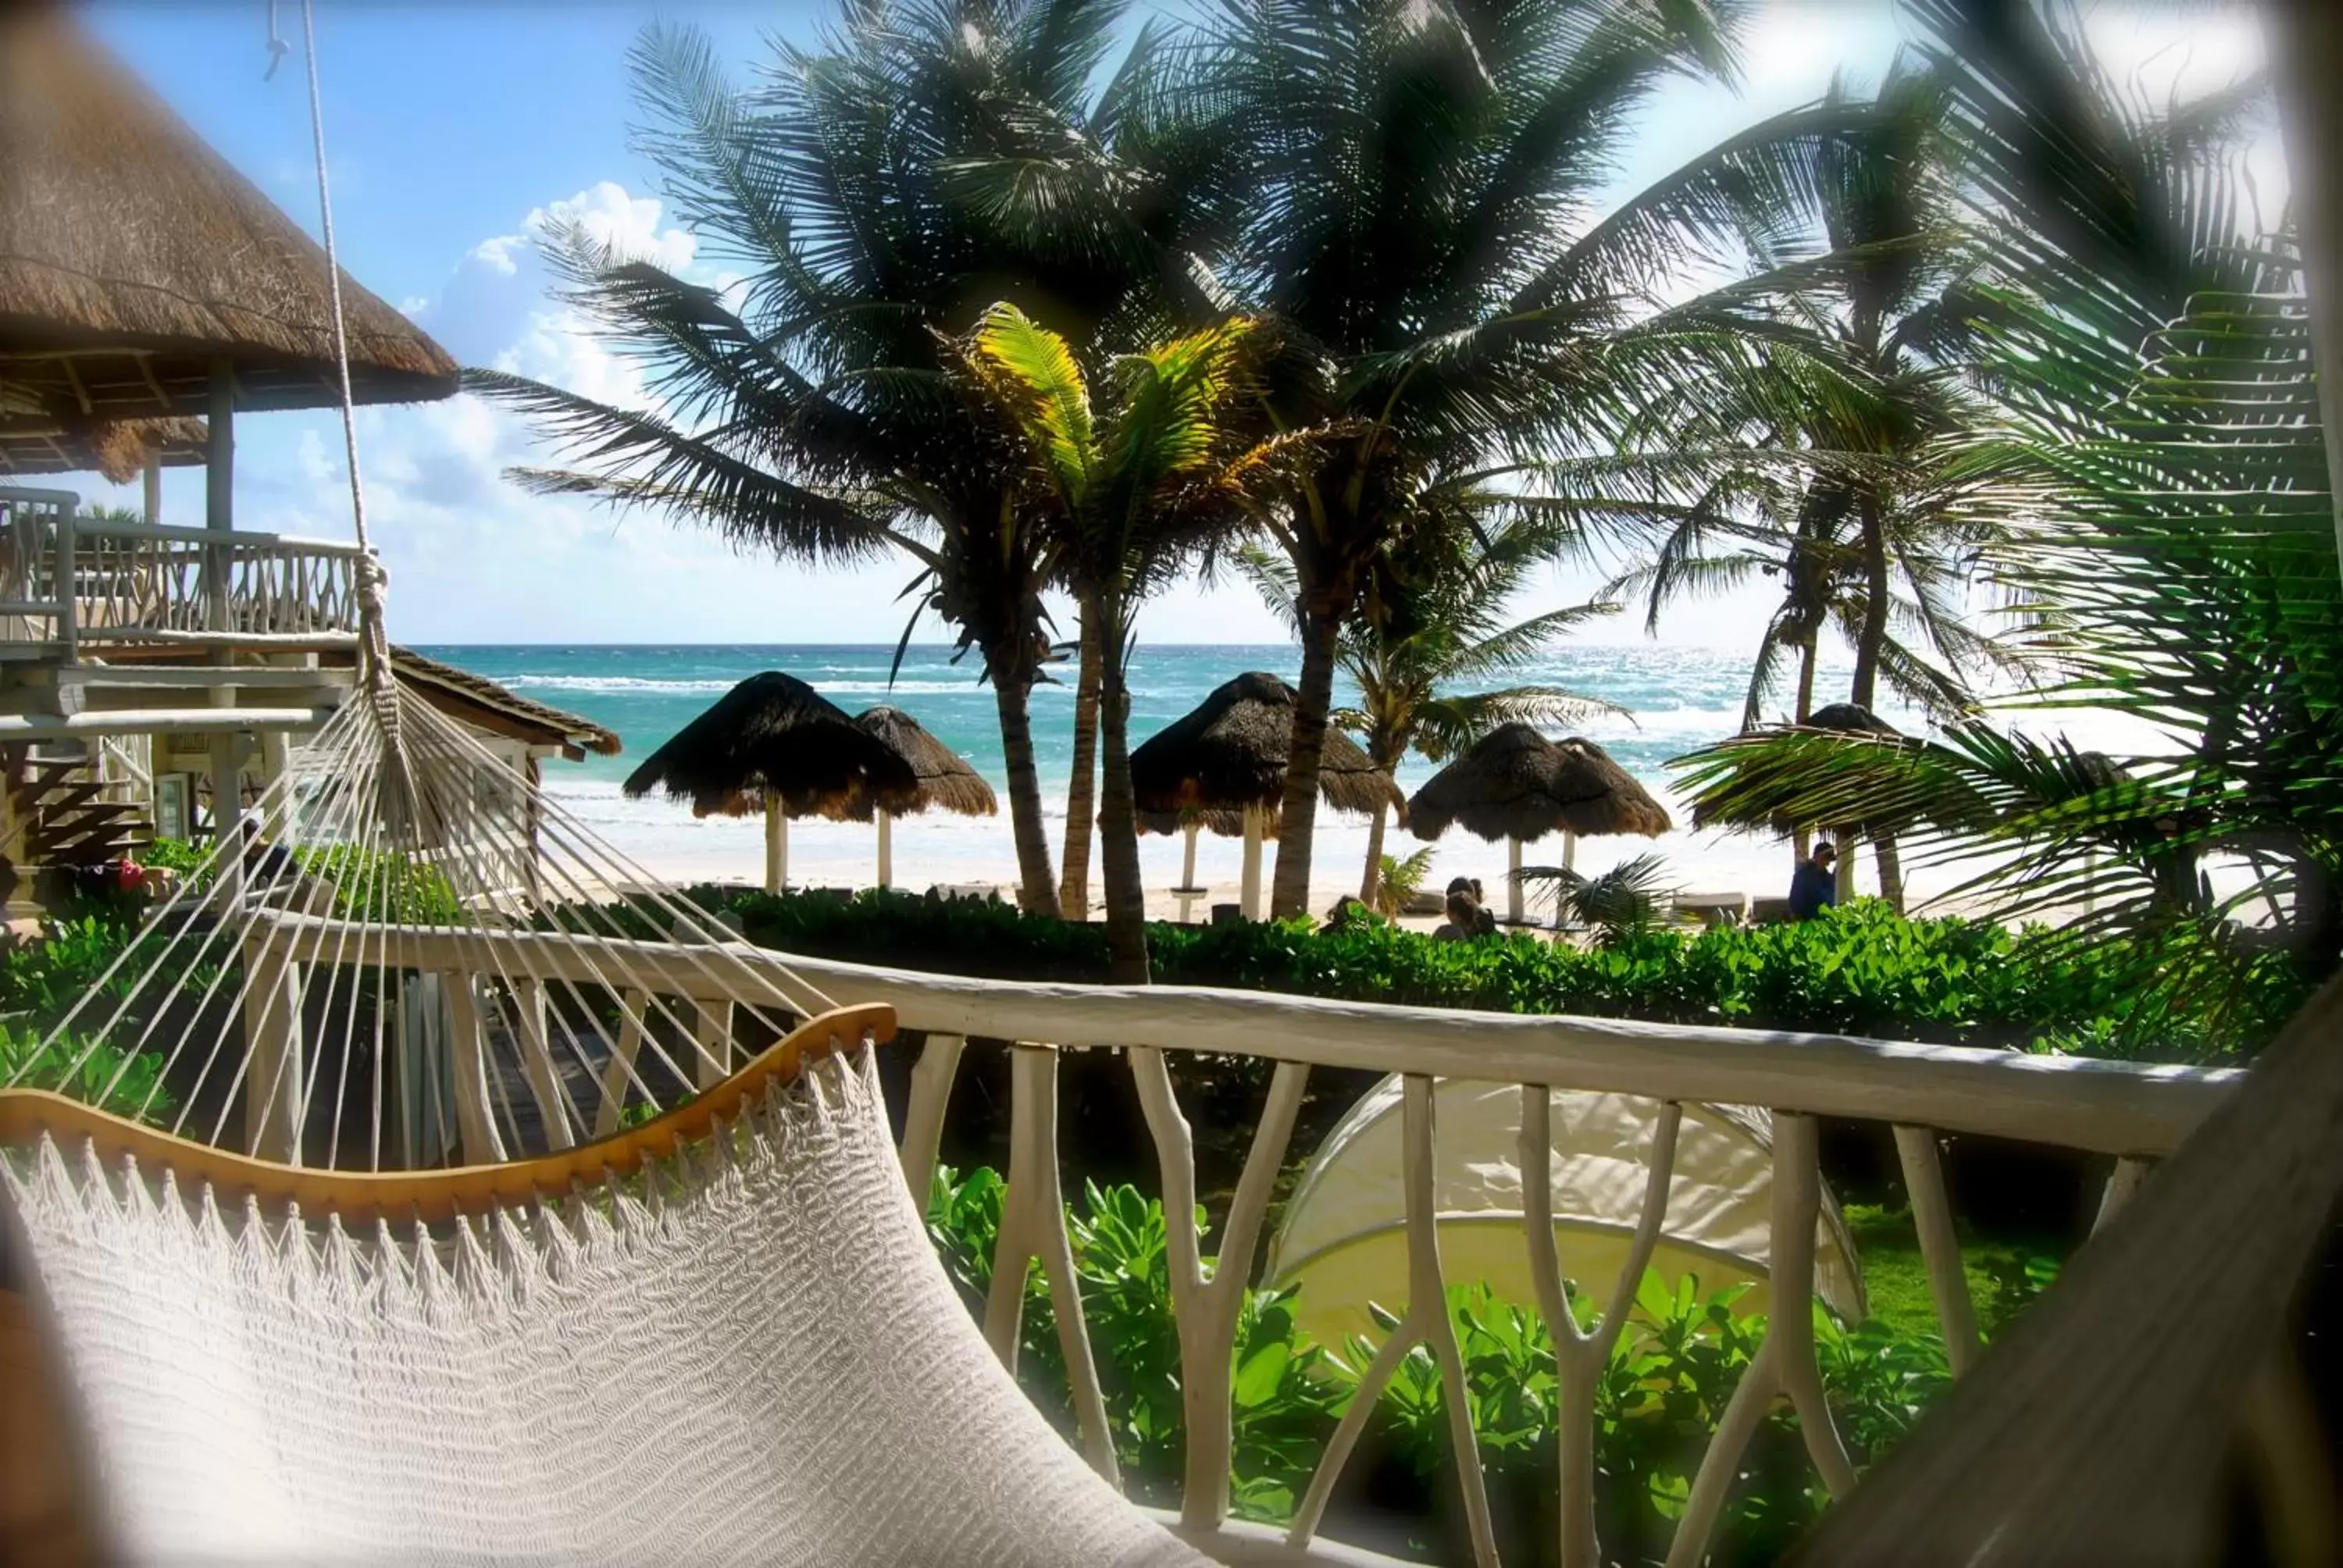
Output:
[{"xmin": 1264, "ymin": 1076, "xmax": 1867, "ymax": 1353}]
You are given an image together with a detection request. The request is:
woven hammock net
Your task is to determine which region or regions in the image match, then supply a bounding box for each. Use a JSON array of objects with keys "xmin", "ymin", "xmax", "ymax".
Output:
[{"xmin": 0, "ymin": 683, "xmax": 1207, "ymax": 1566}]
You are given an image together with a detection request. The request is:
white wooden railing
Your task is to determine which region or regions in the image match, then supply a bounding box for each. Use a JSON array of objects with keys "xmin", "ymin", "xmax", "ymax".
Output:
[
  {"xmin": 776, "ymin": 953, "xmax": 2246, "ymax": 1568},
  {"xmin": 244, "ymin": 914, "xmax": 2293, "ymax": 1568},
  {"xmin": 0, "ymin": 486, "xmax": 369, "ymax": 657}
]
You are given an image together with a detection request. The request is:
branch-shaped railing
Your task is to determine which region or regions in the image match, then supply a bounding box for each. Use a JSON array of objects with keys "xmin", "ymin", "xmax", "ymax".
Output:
[
  {"xmin": 0, "ymin": 487, "xmax": 370, "ymax": 657},
  {"xmin": 732, "ymin": 950, "xmax": 2251, "ymax": 1567}
]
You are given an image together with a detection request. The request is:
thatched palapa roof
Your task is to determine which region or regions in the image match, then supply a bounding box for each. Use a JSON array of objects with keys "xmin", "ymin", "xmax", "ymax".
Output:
[
  {"xmin": 623, "ymin": 672, "xmax": 918, "ymax": 819},
  {"xmin": 1130, "ymin": 671, "xmax": 1400, "ymax": 818},
  {"xmin": 386, "ymin": 647, "xmax": 621, "ymax": 762},
  {"xmin": 0, "ymin": 415, "xmax": 207, "ymax": 482},
  {"xmin": 1802, "ymin": 702, "xmax": 1899, "ymax": 737},
  {"xmin": 0, "ymin": 6, "xmax": 458, "ymax": 431},
  {"xmin": 837, "ymin": 707, "xmax": 997, "ymax": 820},
  {"xmin": 1407, "ymin": 723, "xmax": 1671, "ymax": 843},
  {"xmin": 1138, "ymin": 806, "xmax": 1251, "ymax": 839}
]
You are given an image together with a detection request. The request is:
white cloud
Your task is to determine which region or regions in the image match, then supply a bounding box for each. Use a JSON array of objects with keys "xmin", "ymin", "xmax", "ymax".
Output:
[
  {"xmin": 468, "ymin": 233, "xmax": 529, "ymax": 276},
  {"xmin": 398, "ymin": 294, "xmax": 430, "ymax": 316}
]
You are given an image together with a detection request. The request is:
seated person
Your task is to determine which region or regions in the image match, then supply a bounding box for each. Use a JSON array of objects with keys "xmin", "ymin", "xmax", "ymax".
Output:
[
  {"xmin": 1318, "ymin": 895, "xmax": 1382, "ymax": 935},
  {"xmin": 1788, "ymin": 839, "xmax": 1839, "ymax": 921},
  {"xmin": 1432, "ymin": 890, "xmax": 1482, "ymax": 942}
]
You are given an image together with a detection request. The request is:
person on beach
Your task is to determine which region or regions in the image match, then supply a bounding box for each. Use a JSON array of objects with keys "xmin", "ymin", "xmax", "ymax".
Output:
[
  {"xmin": 1788, "ymin": 839, "xmax": 1838, "ymax": 921},
  {"xmin": 1433, "ymin": 889, "xmax": 1483, "ymax": 942},
  {"xmin": 1319, "ymin": 896, "xmax": 1382, "ymax": 935},
  {"xmin": 1446, "ymin": 877, "xmax": 1500, "ymax": 935}
]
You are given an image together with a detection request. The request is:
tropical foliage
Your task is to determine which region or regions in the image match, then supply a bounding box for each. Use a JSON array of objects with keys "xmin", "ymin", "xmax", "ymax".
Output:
[
  {"xmin": 704, "ymin": 886, "xmax": 2302, "ymax": 1062},
  {"xmin": 469, "ymin": 0, "xmax": 2318, "ymax": 995},
  {"xmin": 923, "ymin": 1164, "xmax": 2043, "ymax": 1566},
  {"xmin": 1239, "ymin": 515, "xmax": 1618, "ymax": 906}
]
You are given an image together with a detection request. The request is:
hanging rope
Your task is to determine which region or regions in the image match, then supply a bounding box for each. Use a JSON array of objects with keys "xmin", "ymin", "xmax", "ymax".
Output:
[{"xmin": 291, "ymin": 0, "xmax": 391, "ymax": 692}]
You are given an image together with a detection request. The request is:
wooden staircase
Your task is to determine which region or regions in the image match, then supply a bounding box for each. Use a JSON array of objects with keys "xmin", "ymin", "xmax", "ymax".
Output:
[{"xmin": 9, "ymin": 751, "xmax": 153, "ymax": 868}]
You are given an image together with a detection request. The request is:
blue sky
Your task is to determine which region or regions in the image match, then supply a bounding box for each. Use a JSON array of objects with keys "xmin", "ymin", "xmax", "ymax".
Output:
[{"xmin": 76, "ymin": 1, "xmax": 2262, "ymax": 650}]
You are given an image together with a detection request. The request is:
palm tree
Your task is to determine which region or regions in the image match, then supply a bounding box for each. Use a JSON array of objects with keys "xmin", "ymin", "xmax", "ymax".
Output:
[
  {"xmin": 1057, "ymin": 615, "xmax": 1102, "ymax": 916},
  {"xmin": 1205, "ymin": 0, "xmax": 1869, "ymax": 918},
  {"xmin": 1239, "ymin": 507, "xmax": 1619, "ymax": 907},
  {"xmin": 951, "ymin": 303, "xmax": 1303, "ymax": 982},
  {"xmin": 1675, "ymin": 3, "xmax": 2314, "ymax": 1017},
  {"xmin": 469, "ymin": 2, "xmax": 1242, "ymax": 918}
]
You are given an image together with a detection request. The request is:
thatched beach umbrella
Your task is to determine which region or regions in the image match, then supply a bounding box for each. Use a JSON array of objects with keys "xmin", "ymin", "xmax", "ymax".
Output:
[
  {"xmin": 838, "ymin": 707, "xmax": 997, "ymax": 889},
  {"xmin": 623, "ymin": 672, "xmax": 918, "ymax": 893},
  {"xmin": 1407, "ymin": 723, "xmax": 1671, "ymax": 922},
  {"xmin": 1131, "ymin": 672, "xmax": 1400, "ymax": 918}
]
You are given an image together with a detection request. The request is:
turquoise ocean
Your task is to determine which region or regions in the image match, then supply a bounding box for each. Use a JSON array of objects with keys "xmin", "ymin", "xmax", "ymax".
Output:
[{"xmin": 412, "ymin": 643, "xmax": 1915, "ymax": 910}]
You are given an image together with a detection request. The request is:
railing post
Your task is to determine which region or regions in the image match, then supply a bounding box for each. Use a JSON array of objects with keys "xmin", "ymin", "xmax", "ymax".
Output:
[
  {"xmin": 1127, "ymin": 1046, "xmax": 1308, "ymax": 1534},
  {"xmin": 441, "ymin": 971, "xmax": 505, "ymax": 1166},
  {"xmin": 897, "ymin": 1032, "xmax": 966, "ymax": 1206},
  {"xmin": 982, "ymin": 1042, "xmax": 1118, "ymax": 1484},
  {"xmin": 53, "ymin": 508, "xmax": 76, "ymax": 665},
  {"xmin": 1893, "ymin": 1124, "xmax": 1981, "ymax": 1375},
  {"xmin": 1668, "ymin": 1111, "xmax": 1855, "ymax": 1568},
  {"xmin": 241, "ymin": 931, "xmax": 304, "ymax": 1164}
]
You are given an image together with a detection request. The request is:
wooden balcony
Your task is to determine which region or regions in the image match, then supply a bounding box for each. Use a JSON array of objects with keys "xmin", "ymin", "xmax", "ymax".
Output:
[{"xmin": 0, "ymin": 484, "xmax": 358, "ymax": 739}]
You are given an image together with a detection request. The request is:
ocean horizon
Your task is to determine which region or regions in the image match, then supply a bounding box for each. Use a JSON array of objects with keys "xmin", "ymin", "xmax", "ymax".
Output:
[{"xmin": 415, "ymin": 641, "xmax": 1918, "ymax": 911}]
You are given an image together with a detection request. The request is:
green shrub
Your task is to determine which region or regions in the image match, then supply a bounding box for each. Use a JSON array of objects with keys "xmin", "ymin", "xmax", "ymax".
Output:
[
  {"xmin": 0, "ymin": 1019, "xmax": 176, "ymax": 1124},
  {"xmin": 144, "ymin": 837, "xmax": 464, "ymax": 926},
  {"xmin": 926, "ymin": 1166, "xmax": 1963, "ymax": 1565},
  {"xmin": 717, "ymin": 887, "xmax": 2292, "ymax": 1062}
]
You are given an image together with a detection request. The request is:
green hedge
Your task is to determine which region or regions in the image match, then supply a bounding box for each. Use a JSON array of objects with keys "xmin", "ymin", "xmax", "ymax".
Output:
[{"xmin": 705, "ymin": 888, "xmax": 2299, "ymax": 1063}]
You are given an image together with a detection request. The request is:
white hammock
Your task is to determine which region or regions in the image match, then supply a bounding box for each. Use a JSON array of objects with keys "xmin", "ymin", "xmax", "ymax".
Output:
[{"xmin": 3, "ymin": 1049, "xmax": 1201, "ymax": 1566}]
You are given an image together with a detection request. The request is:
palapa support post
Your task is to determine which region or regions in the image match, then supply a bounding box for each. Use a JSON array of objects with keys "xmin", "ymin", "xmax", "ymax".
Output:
[
  {"xmin": 1240, "ymin": 804, "xmax": 1264, "ymax": 919},
  {"xmin": 1507, "ymin": 835, "xmax": 1524, "ymax": 924},
  {"xmin": 764, "ymin": 799, "xmax": 786, "ymax": 895},
  {"xmin": 1173, "ymin": 818, "xmax": 1204, "ymax": 923},
  {"xmin": 876, "ymin": 808, "xmax": 893, "ymax": 890}
]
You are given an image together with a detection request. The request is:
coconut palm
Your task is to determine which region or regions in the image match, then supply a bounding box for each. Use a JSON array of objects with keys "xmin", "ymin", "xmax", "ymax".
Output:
[
  {"xmin": 951, "ymin": 302, "xmax": 1307, "ymax": 981},
  {"xmin": 468, "ymin": 1, "xmax": 1243, "ymax": 918},
  {"xmin": 1675, "ymin": 265, "xmax": 2338, "ymax": 1028},
  {"xmin": 1206, "ymin": 0, "xmax": 1874, "ymax": 918},
  {"xmin": 1238, "ymin": 505, "xmax": 1620, "ymax": 907}
]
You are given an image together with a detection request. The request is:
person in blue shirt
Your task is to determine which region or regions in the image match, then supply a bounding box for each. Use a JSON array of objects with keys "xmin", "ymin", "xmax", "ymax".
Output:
[{"xmin": 1788, "ymin": 839, "xmax": 1838, "ymax": 920}]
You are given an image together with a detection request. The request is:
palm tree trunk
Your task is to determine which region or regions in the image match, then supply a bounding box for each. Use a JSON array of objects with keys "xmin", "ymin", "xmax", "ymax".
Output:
[
  {"xmin": 1794, "ymin": 640, "xmax": 1818, "ymax": 864},
  {"xmin": 1876, "ymin": 834, "xmax": 1906, "ymax": 914},
  {"xmin": 1271, "ymin": 608, "xmax": 1341, "ymax": 919},
  {"xmin": 1361, "ymin": 800, "xmax": 1389, "ymax": 905},
  {"xmin": 1058, "ymin": 615, "xmax": 1101, "ymax": 918},
  {"xmin": 991, "ymin": 675, "xmax": 1063, "ymax": 918},
  {"xmin": 1093, "ymin": 604, "xmax": 1150, "ymax": 984},
  {"xmin": 1850, "ymin": 493, "xmax": 1891, "ymax": 711}
]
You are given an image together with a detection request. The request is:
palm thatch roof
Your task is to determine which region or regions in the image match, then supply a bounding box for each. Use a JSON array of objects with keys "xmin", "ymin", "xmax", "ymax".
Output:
[
  {"xmin": 1407, "ymin": 723, "xmax": 1671, "ymax": 844},
  {"xmin": 385, "ymin": 647, "xmax": 621, "ymax": 762},
  {"xmin": 1138, "ymin": 806, "xmax": 1251, "ymax": 839},
  {"xmin": 1802, "ymin": 702, "xmax": 1900, "ymax": 736},
  {"xmin": 1130, "ymin": 671, "xmax": 1401, "ymax": 818},
  {"xmin": 622, "ymin": 672, "xmax": 918, "ymax": 819},
  {"xmin": 0, "ymin": 415, "xmax": 207, "ymax": 482},
  {"xmin": 835, "ymin": 706, "xmax": 997, "ymax": 820},
  {"xmin": 0, "ymin": 6, "xmax": 457, "ymax": 431}
]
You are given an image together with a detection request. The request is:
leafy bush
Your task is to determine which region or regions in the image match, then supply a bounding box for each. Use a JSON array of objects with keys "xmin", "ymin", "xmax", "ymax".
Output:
[
  {"xmin": 144, "ymin": 837, "xmax": 465, "ymax": 925},
  {"xmin": 0, "ymin": 1019, "xmax": 175, "ymax": 1123},
  {"xmin": 926, "ymin": 1167, "xmax": 1962, "ymax": 1566},
  {"xmin": 719, "ymin": 886, "xmax": 2291, "ymax": 1061}
]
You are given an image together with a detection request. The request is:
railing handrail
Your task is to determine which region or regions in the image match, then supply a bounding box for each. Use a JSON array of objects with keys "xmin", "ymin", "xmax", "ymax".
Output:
[
  {"xmin": 70, "ymin": 517, "xmax": 373, "ymax": 558},
  {"xmin": 247, "ymin": 914, "xmax": 2238, "ymax": 1158},
  {"xmin": 769, "ymin": 952, "xmax": 2236, "ymax": 1159}
]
